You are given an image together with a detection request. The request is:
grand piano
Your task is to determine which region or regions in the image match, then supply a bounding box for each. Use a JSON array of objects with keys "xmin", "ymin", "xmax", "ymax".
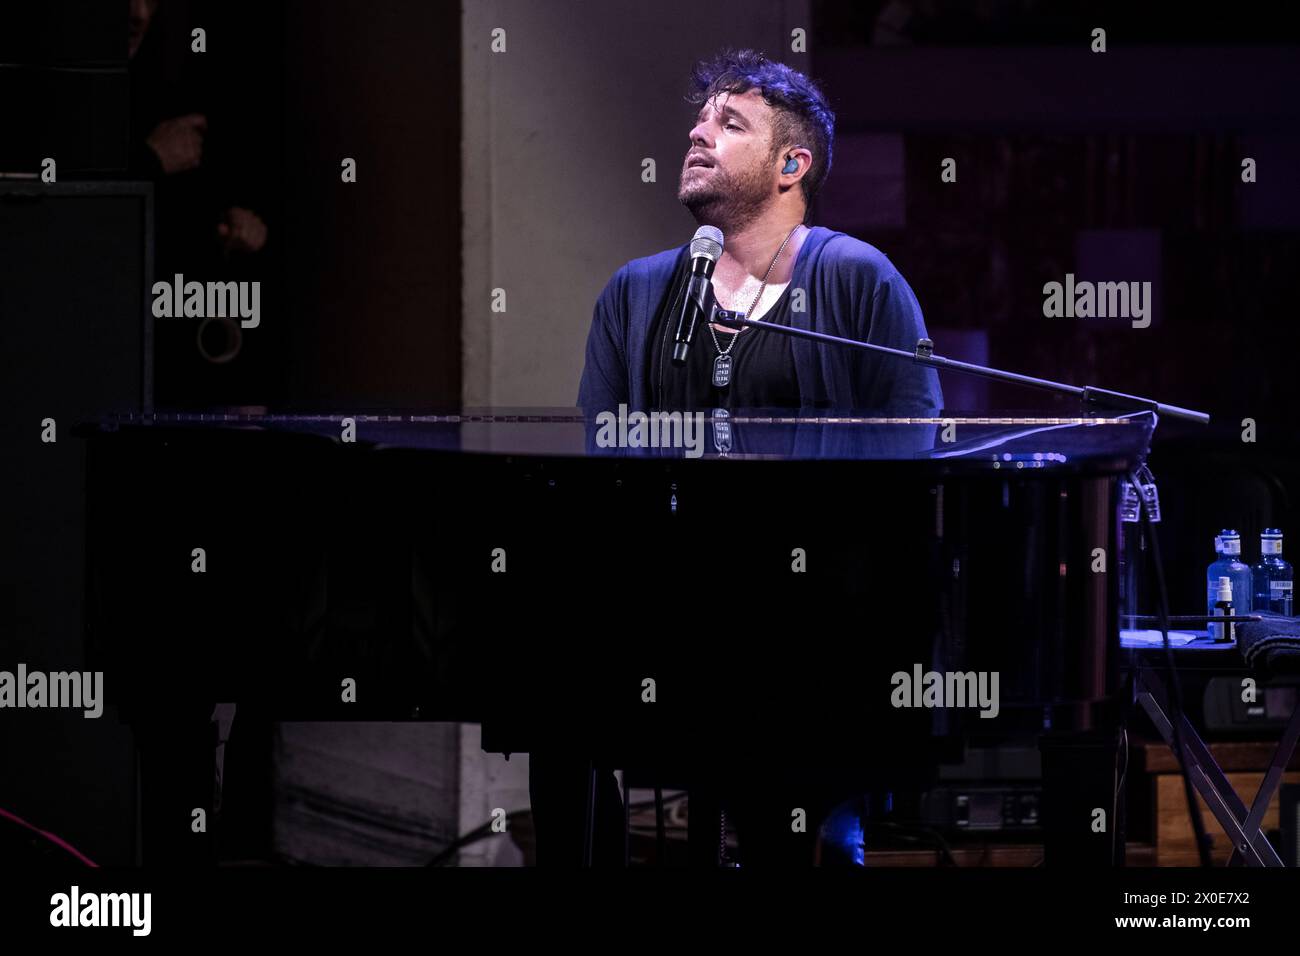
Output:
[{"xmin": 80, "ymin": 408, "xmax": 1156, "ymax": 865}]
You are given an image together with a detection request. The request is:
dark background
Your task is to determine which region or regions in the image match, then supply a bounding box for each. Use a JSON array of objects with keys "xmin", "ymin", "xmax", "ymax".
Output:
[
  {"xmin": 803, "ymin": 1, "xmax": 1300, "ymax": 618},
  {"xmin": 1, "ymin": 0, "xmax": 1298, "ymax": 866},
  {"xmin": 4, "ymin": 0, "xmax": 462, "ymax": 410},
  {"xmin": 7, "ymin": 0, "xmax": 1296, "ymax": 421}
]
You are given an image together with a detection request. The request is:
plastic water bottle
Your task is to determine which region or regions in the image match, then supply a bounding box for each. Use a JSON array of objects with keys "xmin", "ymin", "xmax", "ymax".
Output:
[
  {"xmin": 1210, "ymin": 576, "xmax": 1235, "ymax": 642},
  {"xmin": 1252, "ymin": 529, "xmax": 1294, "ymax": 616},
  {"xmin": 1207, "ymin": 530, "xmax": 1252, "ymax": 616}
]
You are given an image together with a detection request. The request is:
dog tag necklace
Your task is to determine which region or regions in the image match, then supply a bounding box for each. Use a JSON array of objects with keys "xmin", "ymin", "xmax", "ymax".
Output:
[{"xmin": 709, "ymin": 224, "xmax": 799, "ymax": 389}]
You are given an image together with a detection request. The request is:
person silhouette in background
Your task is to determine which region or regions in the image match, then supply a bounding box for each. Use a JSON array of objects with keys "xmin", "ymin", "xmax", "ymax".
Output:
[
  {"xmin": 128, "ymin": 0, "xmax": 268, "ymax": 263},
  {"xmin": 127, "ymin": 0, "xmax": 276, "ymax": 406}
]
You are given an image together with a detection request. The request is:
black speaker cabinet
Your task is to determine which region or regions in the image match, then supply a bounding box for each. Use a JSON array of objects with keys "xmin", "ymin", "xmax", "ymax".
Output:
[{"xmin": 0, "ymin": 179, "xmax": 152, "ymax": 866}]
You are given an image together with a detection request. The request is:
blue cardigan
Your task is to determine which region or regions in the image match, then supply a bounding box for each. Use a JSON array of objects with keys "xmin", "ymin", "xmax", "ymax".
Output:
[{"xmin": 577, "ymin": 226, "xmax": 943, "ymax": 414}]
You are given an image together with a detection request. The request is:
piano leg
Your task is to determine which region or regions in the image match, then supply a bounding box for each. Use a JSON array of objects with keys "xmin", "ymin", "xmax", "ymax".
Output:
[
  {"xmin": 1039, "ymin": 730, "xmax": 1123, "ymax": 866},
  {"xmin": 133, "ymin": 705, "xmax": 217, "ymax": 866},
  {"xmin": 528, "ymin": 751, "xmax": 625, "ymax": 867},
  {"xmin": 583, "ymin": 759, "xmax": 597, "ymax": 867}
]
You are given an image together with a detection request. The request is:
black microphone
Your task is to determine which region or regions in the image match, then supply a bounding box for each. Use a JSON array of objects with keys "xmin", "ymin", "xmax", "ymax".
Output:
[{"xmin": 672, "ymin": 225, "xmax": 723, "ymax": 365}]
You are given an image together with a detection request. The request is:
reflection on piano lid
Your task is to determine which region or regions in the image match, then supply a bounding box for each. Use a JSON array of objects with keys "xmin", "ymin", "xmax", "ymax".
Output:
[{"xmin": 89, "ymin": 407, "xmax": 1157, "ymax": 468}]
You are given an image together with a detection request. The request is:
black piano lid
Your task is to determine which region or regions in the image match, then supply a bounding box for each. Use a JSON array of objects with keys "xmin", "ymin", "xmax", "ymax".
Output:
[{"xmin": 89, "ymin": 407, "xmax": 1157, "ymax": 473}]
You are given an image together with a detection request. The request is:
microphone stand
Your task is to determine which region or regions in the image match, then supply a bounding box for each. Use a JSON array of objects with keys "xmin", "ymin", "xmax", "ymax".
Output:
[{"xmin": 711, "ymin": 304, "xmax": 1211, "ymax": 425}]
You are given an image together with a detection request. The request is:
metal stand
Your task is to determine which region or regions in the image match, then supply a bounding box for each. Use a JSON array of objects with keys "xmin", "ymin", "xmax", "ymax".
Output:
[{"xmin": 1134, "ymin": 666, "xmax": 1300, "ymax": 866}]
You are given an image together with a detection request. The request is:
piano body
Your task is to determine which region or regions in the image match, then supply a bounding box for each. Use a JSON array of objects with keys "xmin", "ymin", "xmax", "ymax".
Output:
[{"xmin": 80, "ymin": 409, "xmax": 1155, "ymax": 864}]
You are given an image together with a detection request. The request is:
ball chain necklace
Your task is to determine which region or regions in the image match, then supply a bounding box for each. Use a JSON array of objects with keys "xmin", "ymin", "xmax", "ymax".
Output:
[{"xmin": 709, "ymin": 224, "xmax": 801, "ymax": 389}]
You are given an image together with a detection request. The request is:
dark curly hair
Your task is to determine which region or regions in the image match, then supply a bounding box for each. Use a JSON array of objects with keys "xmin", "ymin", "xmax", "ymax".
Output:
[{"xmin": 686, "ymin": 48, "xmax": 836, "ymax": 217}]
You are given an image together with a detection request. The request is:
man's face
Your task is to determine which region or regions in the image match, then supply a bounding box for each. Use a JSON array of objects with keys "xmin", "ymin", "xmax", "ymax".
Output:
[
  {"xmin": 678, "ymin": 89, "xmax": 781, "ymax": 228},
  {"xmin": 128, "ymin": 0, "xmax": 160, "ymax": 59}
]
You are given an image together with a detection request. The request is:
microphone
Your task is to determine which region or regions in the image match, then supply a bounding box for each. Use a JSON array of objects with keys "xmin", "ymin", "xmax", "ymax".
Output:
[{"xmin": 672, "ymin": 225, "xmax": 723, "ymax": 365}]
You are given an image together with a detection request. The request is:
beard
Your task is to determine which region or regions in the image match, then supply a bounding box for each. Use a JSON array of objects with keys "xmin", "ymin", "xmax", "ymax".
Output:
[{"xmin": 677, "ymin": 154, "xmax": 774, "ymax": 232}]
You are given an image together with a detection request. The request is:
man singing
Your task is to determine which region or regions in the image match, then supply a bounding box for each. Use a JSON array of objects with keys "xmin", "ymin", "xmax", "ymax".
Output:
[
  {"xmin": 539, "ymin": 50, "xmax": 943, "ymax": 868},
  {"xmin": 578, "ymin": 48, "xmax": 942, "ymax": 415}
]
